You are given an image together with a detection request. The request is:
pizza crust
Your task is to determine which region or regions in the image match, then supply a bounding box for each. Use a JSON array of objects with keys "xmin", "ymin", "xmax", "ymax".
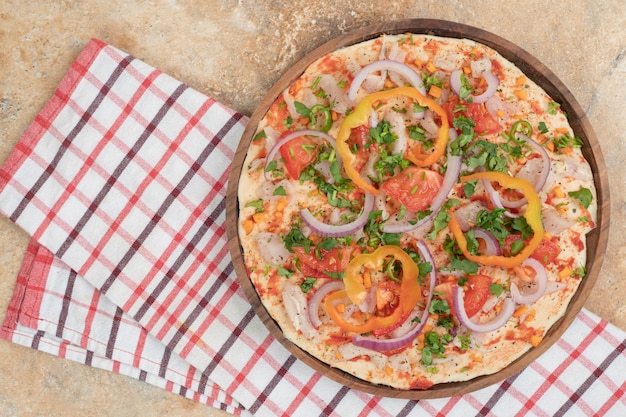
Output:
[{"xmin": 237, "ymin": 34, "xmax": 597, "ymax": 390}]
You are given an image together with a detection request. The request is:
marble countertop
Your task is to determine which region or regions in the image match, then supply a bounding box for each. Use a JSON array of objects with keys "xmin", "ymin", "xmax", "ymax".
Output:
[{"xmin": 1, "ymin": 1, "xmax": 624, "ymax": 416}]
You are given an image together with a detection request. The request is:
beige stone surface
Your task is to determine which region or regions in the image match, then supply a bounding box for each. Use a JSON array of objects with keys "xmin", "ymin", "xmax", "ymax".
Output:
[{"xmin": 0, "ymin": 1, "xmax": 624, "ymax": 416}]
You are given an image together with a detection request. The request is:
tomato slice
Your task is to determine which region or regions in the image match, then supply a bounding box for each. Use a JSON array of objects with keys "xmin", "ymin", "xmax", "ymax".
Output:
[
  {"xmin": 504, "ymin": 234, "xmax": 561, "ymax": 265},
  {"xmin": 380, "ymin": 166, "xmax": 443, "ymax": 212},
  {"xmin": 292, "ymin": 246, "xmax": 350, "ymax": 279},
  {"xmin": 462, "ymin": 274, "xmax": 492, "ymax": 318},
  {"xmin": 437, "ymin": 274, "xmax": 492, "ymax": 318},
  {"xmin": 346, "ymin": 124, "xmax": 372, "ymax": 173},
  {"xmin": 443, "ymin": 96, "xmax": 502, "ymax": 135},
  {"xmin": 279, "ymin": 135, "xmax": 319, "ymax": 180}
]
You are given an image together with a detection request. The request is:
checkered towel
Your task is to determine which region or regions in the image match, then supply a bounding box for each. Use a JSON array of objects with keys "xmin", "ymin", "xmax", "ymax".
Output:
[{"xmin": 0, "ymin": 39, "xmax": 624, "ymax": 417}]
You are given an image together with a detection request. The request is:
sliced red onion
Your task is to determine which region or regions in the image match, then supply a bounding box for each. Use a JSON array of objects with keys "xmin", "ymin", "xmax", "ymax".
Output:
[
  {"xmin": 283, "ymin": 282, "xmax": 316, "ymax": 338},
  {"xmin": 370, "ymin": 108, "xmax": 379, "ymax": 128},
  {"xmin": 307, "ymin": 280, "xmax": 345, "ymax": 328},
  {"xmin": 452, "ymin": 201, "xmax": 486, "ymax": 232},
  {"xmin": 317, "ymin": 74, "xmax": 350, "ymax": 114},
  {"xmin": 385, "ymin": 109, "xmax": 408, "ymax": 155},
  {"xmin": 255, "ymin": 232, "xmax": 291, "ymax": 266},
  {"xmin": 300, "ymin": 191, "xmax": 375, "ymax": 237},
  {"xmin": 515, "ymin": 132, "xmax": 551, "ymax": 193},
  {"xmin": 352, "ymin": 240, "xmax": 437, "ymax": 352},
  {"xmin": 482, "ymin": 176, "xmax": 527, "ymax": 210},
  {"xmin": 382, "ymin": 130, "xmax": 462, "ymax": 233},
  {"xmin": 545, "ymin": 281, "xmax": 567, "ymax": 295},
  {"xmin": 471, "ymin": 227, "xmax": 502, "ymax": 256},
  {"xmin": 264, "ymin": 130, "xmax": 340, "ymax": 181},
  {"xmin": 542, "ymin": 205, "xmax": 576, "ymax": 236},
  {"xmin": 453, "ymin": 286, "xmax": 516, "ymax": 333},
  {"xmin": 313, "ymin": 160, "xmax": 334, "ymax": 184},
  {"xmin": 348, "ymin": 59, "xmax": 427, "ymax": 103},
  {"xmin": 449, "ymin": 69, "xmax": 499, "ymax": 104},
  {"xmin": 483, "ymin": 133, "xmax": 551, "ymax": 210},
  {"xmin": 510, "ymin": 258, "xmax": 548, "ymax": 305}
]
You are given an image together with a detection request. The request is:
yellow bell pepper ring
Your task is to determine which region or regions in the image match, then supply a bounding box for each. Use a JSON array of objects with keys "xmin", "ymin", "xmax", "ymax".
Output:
[
  {"xmin": 324, "ymin": 245, "xmax": 422, "ymax": 333},
  {"xmin": 448, "ymin": 171, "xmax": 544, "ymax": 268},
  {"xmin": 336, "ymin": 87, "xmax": 450, "ymax": 195}
]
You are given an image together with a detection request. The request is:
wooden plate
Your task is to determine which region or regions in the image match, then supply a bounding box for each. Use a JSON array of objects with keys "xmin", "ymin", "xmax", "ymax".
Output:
[{"xmin": 225, "ymin": 19, "xmax": 610, "ymax": 399}]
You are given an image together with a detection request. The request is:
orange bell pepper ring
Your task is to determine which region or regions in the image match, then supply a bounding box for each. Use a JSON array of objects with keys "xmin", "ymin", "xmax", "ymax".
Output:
[
  {"xmin": 324, "ymin": 245, "xmax": 422, "ymax": 333},
  {"xmin": 448, "ymin": 171, "xmax": 544, "ymax": 268},
  {"xmin": 336, "ymin": 86, "xmax": 449, "ymax": 195}
]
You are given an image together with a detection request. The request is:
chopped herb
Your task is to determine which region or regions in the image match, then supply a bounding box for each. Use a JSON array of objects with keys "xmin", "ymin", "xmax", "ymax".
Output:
[
  {"xmin": 294, "ymin": 101, "xmax": 333, "ymax": 132},
  {"xmin": 369, "ymin": 119, "xmax": 397, "ymax": 145},
  {"xmin": 420, "ymin": 331, "xmax": 451, "ymax": 366},
  {"xmin": 300, "ymin": 277, "xmax": 317, "ymax": 293},
  {"xmin": 245, "ymin": 199, "xmax": 264, "ymax": 213},
  {"xmin": 490, "ymin": 283, "xmax": 504, "ymax": 297},
  {"xmin": 450, "ymin": 115, "xmax": 477, "ymax": 155},
  {"xmin": 474, "ymin": 208, "xmax": 508, "ymax": 243},
  {"xmin": 545, "ymin": 133, "xmax": 583, "ymax": 153},
  {"xmin": 510, "ymin": 239, "xmax": 525, "ymax": 255},
  {"xmin": 324, "ymin": 271, "xmax": 344, "ymax": 280},
  {"xmin": 572, "ymin": 266, "xmax": 586, "ymax": 278},
  {"xmin": 397, "ymin": 204, "xmax": 407, "ymax": 221},
  {"xmin": 417, "ymin": 261, "xmax": 433, "ymax": 282},
  {"xmin": 547, "ymin": 101, "xmax": 561, "ymax": 115},
  {"xmin": 273, "ymin": 185, "xmax": 287, "ymax": 196},
  {"xmin": 429, "ymin": 299, "xmax": 451, "ymax": 315},
  {"xmin": 317, "ymin": 237, "xmax": 339, "ymax": 252},
  {"xmin": 373, "ymin": 151, "xmax": 411, "ymax": 179},
  {"xmin": 413, "ymin": 101, "xmax": 428, "ymax": 113},
  {"xmin": 265, "ymin": 160, "xmax": 278, "ymax": 172},
  {"xmin": 253, "ymin": 130, "xmax": 267, "ymax": 142},
  {"xmin": 276, "ymin": 265, "xmax": 293, "ymax": 279},
  {"xmin": 407, "ymin": 124, "xmax": 427, "ymax": 141},
  {"xmin": 427, "ymin": 210, "xmax": 450, "ymax": 240},
  {"xmin": 465, "ymin": 139, "xmax": 507, "ymax": 172},
  {"xmin": 421, "ymin": 72, "xmax": 443, "ymax": 89},
  {"xmin": 283, "ymin": 226, "xmax": 313, "ymax": 253},
  {"xmin": 463, "ymin": 180, "xmax": 477, "ymax": 198},
  {"xmin": 450, "ymin": 256, "xmax": 479, "ymax": 274},
  {"xmin": 465, "ymin": 229, "xmax": 480, "ymax": 255},
  {"xmin": 363, "ymin": 210, "xmax": 401, "ymax": 247},
  {"xmin": 458, "ymin": 72, "xmax": 473, "ymax": 101},
  {"xmin": 537, "ymin": 121, "xmax": 549, "ymax": 134},
  {"xmin": 509, "ymin": 216, "xmax": 533, "ymax": 239},
  {"xmin": 457, "ymin": 331, "xmax": 472, "ymax": 351},
  {"xmin": 568, "ymin": 187, "xmax": 593, "ymax": 209}
]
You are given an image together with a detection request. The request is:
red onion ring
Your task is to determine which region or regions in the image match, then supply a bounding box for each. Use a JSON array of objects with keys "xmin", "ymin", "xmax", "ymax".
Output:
[
  {"xmin": 264, "ymin": 130, "xmax": 340, "ymax": 181},
  {"xmin": 449, "ymin": 69, "xmax": 499, "ymax": 104},
  {"xmin": 351, "ymin": 240, "xmax": 437, "ymax": 352},
  {"xmin": 300, "ymin": 191, "xmax": 375, "ymax": 238},
  {"xmin": 348, "ymin": 59, "xmax": 427, "ymax": 102},
  {"xmin": 307, "ymin": 280, "xmax": 346, "ymax": 328},
  {"xmin": 470, "ymin": 227, "xmax": 502, "ymax": 256},
  {"xmin": 453, "ymin": 286, "xmax": 516, "ymax": 333},
  {"xmin": 510, "ymin": 258, "xmax": 548, "ymax": 305},
  {"xmin": 382, "ymin": 129, "xmax": 462, "ymax": 233}
]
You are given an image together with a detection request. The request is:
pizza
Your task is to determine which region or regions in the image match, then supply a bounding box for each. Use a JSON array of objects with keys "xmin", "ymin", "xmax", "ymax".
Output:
[{"xmin": 236, "ymin": 33, "xmax": 597, "ymax": 390}]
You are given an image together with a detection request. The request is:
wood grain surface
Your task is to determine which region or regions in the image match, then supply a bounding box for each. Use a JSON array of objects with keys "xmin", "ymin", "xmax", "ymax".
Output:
[{"xmin": 225, "ymin": 19, "xmax": 609, "ymax": 399}]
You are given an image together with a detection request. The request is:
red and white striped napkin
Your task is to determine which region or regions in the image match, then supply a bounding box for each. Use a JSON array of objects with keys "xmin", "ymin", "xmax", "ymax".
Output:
[{"xmin": 0, "ymin": 39, "xmax": 624, "ymax": 417}]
